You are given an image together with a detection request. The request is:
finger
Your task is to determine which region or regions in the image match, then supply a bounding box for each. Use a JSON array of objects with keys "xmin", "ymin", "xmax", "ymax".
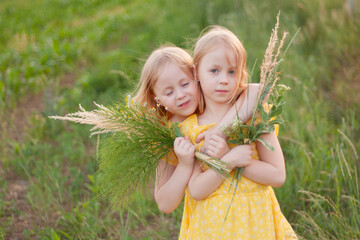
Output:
[
  {"xmin": 183, "ymin": 139, "xmax": 193, "ymax": 150},
  {"xmin": 210, "ymin": 134, "xmax": 226, "ymax": 143},
  {"xmin": 174, "ymin": 137, "xmax": 181, "ymax": 147},
  {"xmin": 206, "ymin": 139, "xmax": 219, "ymax": 149},
  {"xmin": 196, "ymin": 132, "xmax": 205, "ymax": 143},
  {"xmin": 178, "ymin": 138, "xmax": 187, "ymax": 149},
  {"xmin": 206, "ymin": 144, "xmax": 217, "ymax": 153},
  {"xmin": 200, "ymin": 146, "xmax": 207, "ymax": 154},
  {"xmin": 175, "ymin": 137, "xmax": 185, "ymax": 142},
  {"xmin": 186, "ymin": 143, "xmax": 195, "ymax": 153},
  {"xmin": 207, "ymin": 149, "xmax": 215, "ymax": 157},
  {"xmin": 195, "ymin": 133, "xmax": 205, "ymax": 143}
]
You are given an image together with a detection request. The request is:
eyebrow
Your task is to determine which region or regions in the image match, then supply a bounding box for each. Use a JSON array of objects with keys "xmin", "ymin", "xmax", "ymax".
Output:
[
  {"xmin": 209, "ymin": 64, "xmax": 236, "ymax": 69},
  {"xmin": 159, "ymin": 77, "xmax": 189, "ymax": 92},
  {"xmin": 162, "ymin": 86, "xmax": 173, "ymax": 92},
  {"xmin": 210, "ymin": 64, "xmax": 221, "ymax": 68},
  {"xmin": 179, "ymin": 77, "xmax": 188, "ymax": 83}
]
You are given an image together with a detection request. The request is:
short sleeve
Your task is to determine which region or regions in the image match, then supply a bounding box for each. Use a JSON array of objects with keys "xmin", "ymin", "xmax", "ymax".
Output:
[{"xmin": 162, "ymin": 150, "xmax": 178, "ymax": 166}]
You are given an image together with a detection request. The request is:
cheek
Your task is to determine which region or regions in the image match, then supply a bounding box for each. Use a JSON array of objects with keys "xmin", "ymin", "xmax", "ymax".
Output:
[
  {"xmin": 158, "ymin": 96, "xmax": 170, "ymax": 107},
  {"xmin": 189, "ymin": 83, "xmax": 199, "ymax": 95},
  {"xmin": 197, "ymin": 68, "xmax": 207, "ymax": 81},
  {"xmin": 199, "ymin": 81, "xmax": 211, "ymax": 93}
]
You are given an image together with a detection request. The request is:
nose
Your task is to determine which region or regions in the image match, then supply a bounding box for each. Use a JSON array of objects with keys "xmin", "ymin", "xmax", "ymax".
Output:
[
  {"xmin": 219, "ymin": 73, "xmax": 229, "ymax": 85},
  {"xmin": 176, "ymin": 89, "xmax": 186, "ymax": 100}
]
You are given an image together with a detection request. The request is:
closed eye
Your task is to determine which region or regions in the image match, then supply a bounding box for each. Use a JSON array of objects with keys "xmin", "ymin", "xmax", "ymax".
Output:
[
  {"xmin": 182, "ymin": 82, "xmax": 189, "ymax": 87},
  {"xmin": 166, "ymin": 91, "xmax": 173, "ymax": 96}
]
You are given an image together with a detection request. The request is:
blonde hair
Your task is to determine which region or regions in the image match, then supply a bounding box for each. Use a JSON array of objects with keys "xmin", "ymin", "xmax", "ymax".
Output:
[
  {"xmin": 132, "ymin": 45, "xmax": 195, "ymax": 117},
  {"xmin": 193, "ymin": 26, "xmax": 249, "ymax": 112}
]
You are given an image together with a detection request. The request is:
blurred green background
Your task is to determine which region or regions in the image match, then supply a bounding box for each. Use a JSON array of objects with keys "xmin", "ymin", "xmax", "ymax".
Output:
[{"xmin": 0, "ymin": 0, "xmax": 359, "ymax": 239}]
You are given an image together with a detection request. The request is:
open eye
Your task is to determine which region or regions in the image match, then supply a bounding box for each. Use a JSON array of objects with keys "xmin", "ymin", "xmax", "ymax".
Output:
[
  {"xmin": 229, "ymin": 70, "xmax": 235, "ymax": 75},
  {"xmin": 210, "ymin": 69, "xmax": 218, "ymax": 74}
]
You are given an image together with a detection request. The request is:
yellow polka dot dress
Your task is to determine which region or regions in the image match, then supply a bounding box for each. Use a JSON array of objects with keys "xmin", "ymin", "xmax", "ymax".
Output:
[{"xmin": 177, "ymin": 114, "xmax": 298, "ymax": 240}]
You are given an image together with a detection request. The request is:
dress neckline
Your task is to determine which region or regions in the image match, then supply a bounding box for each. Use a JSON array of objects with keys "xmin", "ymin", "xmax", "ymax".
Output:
[{"xmin": 190, "ymin": 114, "xmax": 217, "ymax": 128}]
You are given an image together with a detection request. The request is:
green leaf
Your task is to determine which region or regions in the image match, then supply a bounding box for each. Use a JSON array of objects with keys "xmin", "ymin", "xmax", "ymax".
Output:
[
  {"xmin": 261, "ymin": 82, "xmax": 273, "ymax": 103},
  {"xmin": 228, "ymin": 139, "xmax": 241, "ymax": 144},
  {"xmin": 268, "ymin": 119, "xmax": 284, "ymax": 125},
  {"xmin": 257, "ymin": 104, "xmax": 268, "ymax": 120},
  {"xmin": 253, "ymin": 129, "xmax": 272, "ymax": 140},
  {"xmin": 240, "ymin": 125, "xmax": 255, "ymax": 131},
  {"xmin": 174, "ymin": 125, "xmax": 183, "ymax": 137},
  {"xmin": 51, "ymin": 230, "xmax": 61, "ymax": 240},
  {"xmin": 268, "ymin": 125, "xmax": 275, "ymax": 133},
  {"xmin": 269, "ymin": 108, "xmax": 283, "ymax": 118},
  {"xmin": 257, "ymin": 138, "xmax": 274, "ymax": 151}
]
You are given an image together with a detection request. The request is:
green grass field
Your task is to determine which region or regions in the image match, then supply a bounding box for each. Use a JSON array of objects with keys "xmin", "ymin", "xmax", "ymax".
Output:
[{"xmin": 1, "ymin": 0, "xmax": 359, "ymax": 239}]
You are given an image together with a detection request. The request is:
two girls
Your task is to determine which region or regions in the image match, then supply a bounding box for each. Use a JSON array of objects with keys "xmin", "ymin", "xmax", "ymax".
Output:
[{"xmin": 133, "ymin": 26, "xmax": 297, "ymax": 239}]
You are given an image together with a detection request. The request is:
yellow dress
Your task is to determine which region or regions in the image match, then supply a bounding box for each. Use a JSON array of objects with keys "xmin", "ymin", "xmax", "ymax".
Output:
[{"xmin": 175, "ymin": 114, "xmax": 298, "ymax": 240}]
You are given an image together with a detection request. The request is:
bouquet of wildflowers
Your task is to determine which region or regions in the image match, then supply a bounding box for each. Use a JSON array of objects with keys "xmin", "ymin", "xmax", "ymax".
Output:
[
  {"xmin": 50, "ymin": 97, "xmax": 177, "ymax": 207},
  {"xmin": 49, "ymin": 96, "xmax": 231, "ymax": 208}
]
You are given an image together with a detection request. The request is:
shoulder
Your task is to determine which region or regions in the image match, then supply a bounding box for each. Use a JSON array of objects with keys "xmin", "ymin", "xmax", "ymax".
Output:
[
  {"xmin": 246, "ymin": 83, "xmax": 260, "ymax": 102},
  {"xmin": 180, "ymin": 114, "xmax": 198, "ymax": 136},
  {"xmin": 162, "ymin": 150, "xmax": 178, "ymax": 166},
  {"xmin": 181, "ymin": 114, "xmax": 197, "ymax": 127},
  {"xmin": 236, "ymin": 83, "xmax": 260, "ymax": 107}
]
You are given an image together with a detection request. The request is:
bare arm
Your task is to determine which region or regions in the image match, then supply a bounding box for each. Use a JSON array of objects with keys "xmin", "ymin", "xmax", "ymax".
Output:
[
  {"xmin": 154, "ymin": 160, "xmax": 194, "ymax": 213},
  {"xmin": 243, "ymin": 132, "xmax": 286, "ymax": 187},
  {"xmin": 218, "ymin": 83, "xmax": 259, "ymax": 128},
  {"xmin": 188, "ymin": 132, "xmax": 286, "ymax": 200},
  {"xmin": 196, "ymin": 84, "xmax": 259, "ymax": 144},
  {"xmin": 154, "ymin": 137, "xmax": 195, "ymax": 213},
  {"xmin": 188, "ymin": 144, "xmax": 253, "ymax": 200}
]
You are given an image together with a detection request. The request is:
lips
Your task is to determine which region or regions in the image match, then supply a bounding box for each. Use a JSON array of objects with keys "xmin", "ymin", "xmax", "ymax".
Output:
[
  {"xmin": 178, "ymin": 100, "xmax": 190, "ymax": 108},
  {"xmin": 215, "ymin": 90, "xmax": 229, "ymax": 93}
]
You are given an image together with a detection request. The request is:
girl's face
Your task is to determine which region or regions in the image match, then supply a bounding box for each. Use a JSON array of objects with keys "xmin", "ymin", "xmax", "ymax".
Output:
[
  {"xmin": 153, "ymin": 61, "xmax": 199, "ymax": 120},
  {"xmin": 197, "ymin": 42, "xmax": 237, "ymax": 106}
]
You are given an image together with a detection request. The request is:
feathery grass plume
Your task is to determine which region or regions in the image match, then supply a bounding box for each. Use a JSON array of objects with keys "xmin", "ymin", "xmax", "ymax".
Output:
[
  {"xmin": 49, "ymin": 102, "xmax": 128, "ymax": 136},
  {"xmin": 49, "ymin": 96, "xmax": 231, "ymax": 208}
]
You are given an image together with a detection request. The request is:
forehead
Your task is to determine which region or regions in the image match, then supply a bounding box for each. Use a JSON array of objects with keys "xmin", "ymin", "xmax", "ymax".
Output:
[
  {"xmin": 201, "ymin": 42, "xmax": 236, "ymax": 65},
  {"xmin": 154, "ymin": 61, "xmax": 191, "ymax": 88}
]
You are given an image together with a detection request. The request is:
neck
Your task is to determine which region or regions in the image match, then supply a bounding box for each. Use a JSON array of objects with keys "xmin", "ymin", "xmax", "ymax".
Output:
[
  {"xmin": 199, "ymin": 101, "xmax": 231, "ymax": 125},
  {"xmin": 171, "ymin": 114, "xmax": 186, "ymax": 123}
]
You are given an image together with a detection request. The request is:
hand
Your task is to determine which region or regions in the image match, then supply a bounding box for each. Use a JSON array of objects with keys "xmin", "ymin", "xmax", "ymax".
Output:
[
  {"xmin": 196, "ymin": 127, "xmax": 226, "ymax": 143},
  {"xmin": 202, "ymin": 134, "xmax": 230, "ymax": 160},
  {"xmin": 222, "ymin": 144, "xmax": 254, "ymax": 170},
  {"xmin": 174, "ymin": 136, "xmax": 196, "ymax": 167},
  {"xmin": 196, "ymin": 127, "xmax": 227, "ymax": 154}
]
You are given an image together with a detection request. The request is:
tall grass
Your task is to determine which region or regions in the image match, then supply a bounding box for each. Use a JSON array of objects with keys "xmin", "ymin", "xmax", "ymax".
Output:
[{"xmin": 1, "ymin": 0, "xmax": 359, "ymax": 239}]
